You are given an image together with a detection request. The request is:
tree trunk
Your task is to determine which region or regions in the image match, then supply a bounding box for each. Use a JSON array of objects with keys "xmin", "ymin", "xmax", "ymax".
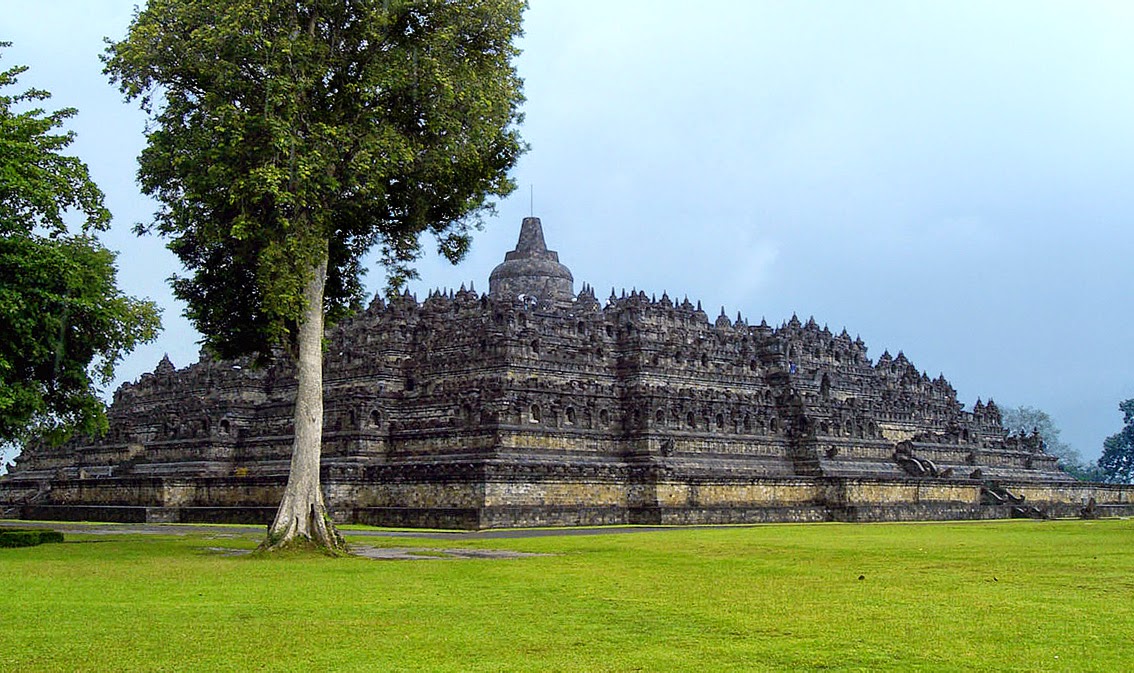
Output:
[{"xmin": 260, "ymin": 252, "xmax": 344, "ymax": 553}]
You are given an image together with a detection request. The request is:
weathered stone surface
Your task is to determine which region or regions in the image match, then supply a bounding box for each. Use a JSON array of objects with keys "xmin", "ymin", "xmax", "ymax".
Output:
[
  {"xmin": 489, "ymin": 217, "xmax": 574, "ymax": 304},
  {"xmin": 3, "ymin": 217, "xmax": 1132, "ymax": 528}
]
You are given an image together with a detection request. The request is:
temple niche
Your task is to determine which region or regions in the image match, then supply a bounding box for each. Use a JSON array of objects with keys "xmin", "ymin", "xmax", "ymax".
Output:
[{"xmin": 2, "ymin": 217, "xmax": 1131, "ymax": 527}]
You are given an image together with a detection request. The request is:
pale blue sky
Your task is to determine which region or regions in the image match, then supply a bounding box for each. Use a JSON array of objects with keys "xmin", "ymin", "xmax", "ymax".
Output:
[{"xmin": 5, "ymin": 1, "xmax": 1133, "ymax": 460}]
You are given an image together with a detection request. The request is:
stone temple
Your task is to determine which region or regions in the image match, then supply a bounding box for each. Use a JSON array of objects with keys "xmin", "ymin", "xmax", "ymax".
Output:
[{"xmin": 2, "ymin": 217, "xmax": 1131, "ymax": 527}]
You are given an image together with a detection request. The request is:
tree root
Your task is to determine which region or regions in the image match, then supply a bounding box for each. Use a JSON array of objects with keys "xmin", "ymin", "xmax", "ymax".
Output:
[{"xmin": 258, "ymin": 503, "xmax": 346, "ymax": 556}]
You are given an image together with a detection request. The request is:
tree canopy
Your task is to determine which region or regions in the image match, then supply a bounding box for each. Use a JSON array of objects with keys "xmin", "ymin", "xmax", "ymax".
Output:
[
  {"xmin": 0, "ymin": 44, "xmax": 160, "ymax": 445},
  {"xmin": 105, "ymin": 0, "xmax": 527, "ymax": 361},
  {"xmin": 104, "ymin": 0, "xmax": 527, "ymax": 550},
  {"xmin": 1099, "ymin": 399, "xmax": 1134, "ymax": 484}
]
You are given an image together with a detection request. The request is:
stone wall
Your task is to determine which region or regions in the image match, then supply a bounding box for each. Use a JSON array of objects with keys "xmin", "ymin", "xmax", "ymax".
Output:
[{"xmin": 7, "ymin": 468, "xmax": 1134, "ymax": 529}]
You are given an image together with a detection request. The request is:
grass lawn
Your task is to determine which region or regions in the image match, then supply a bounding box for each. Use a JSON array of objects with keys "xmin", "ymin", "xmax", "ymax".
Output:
[{"xmin": 1, "ymin": 519, "xmax": 1131, "ymax": 671}]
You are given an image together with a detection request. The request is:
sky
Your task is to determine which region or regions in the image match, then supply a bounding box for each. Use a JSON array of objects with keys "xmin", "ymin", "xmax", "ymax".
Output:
[{"xmin": 4, "ymin": 1, "xmax": 1133, "ymax": 461}]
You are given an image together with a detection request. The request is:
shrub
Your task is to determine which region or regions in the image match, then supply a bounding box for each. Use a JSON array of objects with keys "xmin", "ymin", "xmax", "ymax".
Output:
[
  {"xmin": 36, "ymin": 529, "xmax": 64, "ymax": 544},
  {"xmin": 0, "ymin": 529, "xmax": 64, "ymax": 547}
]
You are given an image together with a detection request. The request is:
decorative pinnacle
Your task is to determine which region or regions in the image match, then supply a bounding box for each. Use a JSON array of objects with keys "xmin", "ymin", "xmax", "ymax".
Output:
[{"xmin": 515, "ymin": 216, "xmax": 549, "ymax": 254}]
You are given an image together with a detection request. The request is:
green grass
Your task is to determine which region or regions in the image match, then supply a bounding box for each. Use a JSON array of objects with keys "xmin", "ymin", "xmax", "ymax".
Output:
[{"xmin": 1, "ymin": 519, "xmax": 1131, "ymax": 671}]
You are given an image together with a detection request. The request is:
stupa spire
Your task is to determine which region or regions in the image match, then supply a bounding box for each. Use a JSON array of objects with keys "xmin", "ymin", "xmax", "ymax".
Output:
[{"xmin": 514, "ymin": 216, "xmax": 549, "ymax": 253}]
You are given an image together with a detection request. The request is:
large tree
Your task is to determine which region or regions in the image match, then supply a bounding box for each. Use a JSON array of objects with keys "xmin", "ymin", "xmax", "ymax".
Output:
[
  {"xmin": 0, "ymin": 44, "xmax": 160, "ymax": 447},
  {"xmin": 1000, "ymin": 405, "xmax": 1102, "ymax": 481},
  {"xmin": 1099, "ymin": 399, "xmax": 1134, "ymax": 484},
  {"xmin": 104, "ymin": 0, "xmax": 527, "ymax": 551}
]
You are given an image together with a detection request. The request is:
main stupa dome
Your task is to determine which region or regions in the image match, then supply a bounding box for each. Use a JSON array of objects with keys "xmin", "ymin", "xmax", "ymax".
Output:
[{"xmin": 488, "ymin": 217, "xmax": 574, "ymax": 303}]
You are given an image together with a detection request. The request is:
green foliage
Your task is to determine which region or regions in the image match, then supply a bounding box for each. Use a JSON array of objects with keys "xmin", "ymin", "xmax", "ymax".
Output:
[
  {"xmin": 0, "ymin": 530, "xmax": 41, "ymax": 548},
  {"xmin": 103, "ymin": 0, "xmax": 527, "ymax": 361},
  {"xmin": 0, "ymin": 46, "xmax": 161, "ymax": 445},
  {"xmin": 1000, "ymin": 405, "xmax": 1103, "ymax": 481},
  {"xmin": 1099, "ymin": 399, "xmax": 1134, "ymax": 484},
  {"xmin": 0, "ymin": 528, "xmax": 64, "ymax": 547},
  {"xmin": 0, "ymin": 46, "xmax": 108, "ymax": 235},
  {"xmin": 39, "ymin": 529, "xmax": 65, "ymax": 544},
  {"xmin": 1, "ymin": 521, "xmax": 1133, "ymax": 670}
]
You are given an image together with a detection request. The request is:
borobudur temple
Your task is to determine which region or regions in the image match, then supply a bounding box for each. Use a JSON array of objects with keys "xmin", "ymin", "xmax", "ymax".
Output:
[{"xmin": 2, "ymin": 217, "xmax": 1131, "ymax": 527}]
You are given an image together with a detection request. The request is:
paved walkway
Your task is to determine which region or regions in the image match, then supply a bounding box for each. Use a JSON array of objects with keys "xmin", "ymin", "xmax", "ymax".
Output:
[
  {"xmin": 1, "ymin": 519, "xmax": 740, "ymax": 540},
  {"xmin": 3, "ymin": 519, "xmax": 710, "ymax": 560}
]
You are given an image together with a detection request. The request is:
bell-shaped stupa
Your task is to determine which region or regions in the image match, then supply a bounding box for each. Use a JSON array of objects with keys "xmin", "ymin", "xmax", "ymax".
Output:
[{"xmin": 488, "ymin": 217, "xmax": 574, "ymax": 303}]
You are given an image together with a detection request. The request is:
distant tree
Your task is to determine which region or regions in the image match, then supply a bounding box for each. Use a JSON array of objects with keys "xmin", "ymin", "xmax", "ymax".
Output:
[
  {"xmin": 1099, "ymin": 399, "xmax": 1134, "ymax": 484},
  {"xmin": 0, "ymin": 441, "xmax": 14, "ymax": 475},
  {"xmin": 0, "ymin": 44, "xmax": 160, "ymax": 447},
  {"xmin": 104, "ymin": 0, "xmax": 527, "ymax": 552},
  {"xmin": 1000, "ymin": 405, "xmax": 1102, "ymax": 481}
]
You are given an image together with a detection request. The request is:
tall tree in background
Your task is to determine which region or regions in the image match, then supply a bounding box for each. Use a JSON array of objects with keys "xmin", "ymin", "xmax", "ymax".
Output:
[
  {"xmin": 104, "ymin": 0, "xmax": 527, "ymax": 551},
  {"xmin": 1000, "ymin": 405, "xmax": 1101, "ymax": 481},
  {"xmin": 1099, "ymin": 399, "xmax": 1134, "ymax": 484},
  {"xmin": 0, "ymin": 44, "xmax": 160, "ymax": 448}
]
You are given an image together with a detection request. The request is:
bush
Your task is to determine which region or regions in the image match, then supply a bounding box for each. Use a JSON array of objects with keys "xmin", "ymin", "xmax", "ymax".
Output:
[
  {"xmin": 36, "ymin": 529, "xmax": 64, "ymax": 544},
  {"xmin": 0, "ymin": 528, "xmax": 64, "ymax": 547}
]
